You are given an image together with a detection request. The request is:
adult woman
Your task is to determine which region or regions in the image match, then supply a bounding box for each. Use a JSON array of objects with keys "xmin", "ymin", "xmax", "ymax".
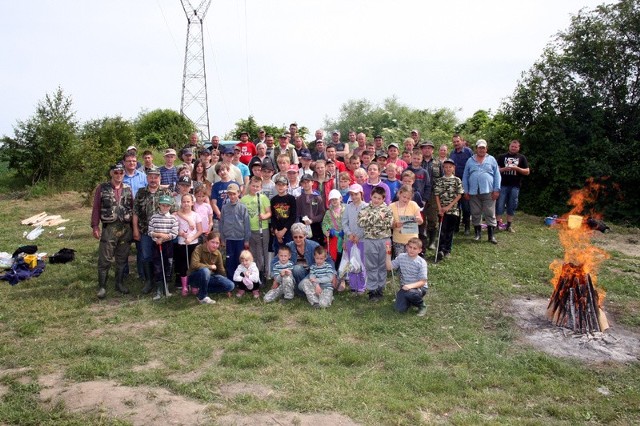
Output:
[
  {"xmin": 438, "ymin": 144, "xmax": 449, "ymax": 162},
  {"xmin": 248, "ymin": 142, "xmax": 274, "ymax": 173},
  {"xmin": 271, "ymin": 222, "xmax": 335, "ymax": 296}
]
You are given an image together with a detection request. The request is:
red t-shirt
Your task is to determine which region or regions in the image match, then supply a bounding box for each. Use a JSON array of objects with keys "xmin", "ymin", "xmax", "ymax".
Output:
[{"xmin": 236, "ymin": 142, "xmax": 257, "ymax": 165}]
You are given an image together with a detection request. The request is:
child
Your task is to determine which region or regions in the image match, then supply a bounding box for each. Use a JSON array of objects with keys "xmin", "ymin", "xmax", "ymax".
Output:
[
  {"xmin": 233, "ymin": 250, "xmax": 261, "ymax": 298},
  {"xmin": 173, "ymin": 175, "xmax": 192, "ymax": 209},
  {"xmin": 193, "ymin": 185, "xmax": 213, "ymax": 240},
  {"xmin": 260, "ymin": 161, "xmax": 277, "ymax": 199},
  {"xmin": 210, "ymin": 162, "xmax": 240, "ymax": 232},
  {"xmin": 385, "ymin": 237, "xmax": 428, "ymax": 316},
  {"xmin": 296, "ymin": 175, "xmax": 325, "ymax": 247},
  {"xmin": 159, "ymin": 148, "xmax": 178, "ymax": 191},
  {"xmin": 270, "ymin": 176, "xmax": 297, "ymax": 253},
  {"xmin": 148, "ymin": 195, "xmax": 179, "ymax": 300},
  {"xmin": 322, "ymin": 189, "xmax": 345, "ymax": 288},
  {"xmin": 342, "ymin": 183, "xmax": 367, "ymax": 294},
  {"xmin": 299, "ymin": 246, "xmax": 337, "ymax": 308},
  {"xmin": 337, "ymin": 172, "xmax": 352, "ymax": 204},
  {"xmin": 357, "ymin": 186, "xmax": 393, "ymax": 301},
  {"xmin": 241, "ymin": 176, "xmax": 271, "ymax": 281},
  {"xmin": 188, "ymin": 232, "xmax": 235, "ymax": 304},
  {"xmin": 174, "ymin": 193, "xmax": 203, "ymax": 296},
  {"xmin": 219, "ymin": 183, "xmax": 251, "ymax": 282},
  {"xmin": 434, "ymin": 158, "xmax": 464, "ymax": 261},
  {"xmin": 286, "ymin": 164, "xmax": 302, "ymax": 197},
  {"xmin": 263, "ymin": 246, "xmax": 295, "ymax": 303},
  {"xmin": 390, "ymin": 185, "xmax": 423, "ymax": 257},
  {"xmin": 383, "ymin": 163, "xmax": 401, "ymax": 201}
]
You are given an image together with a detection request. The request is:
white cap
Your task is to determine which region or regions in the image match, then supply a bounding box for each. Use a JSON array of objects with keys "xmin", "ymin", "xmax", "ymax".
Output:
[{"xmin": 328, "ymin": 189, "xmax": 342, "ymax": 201}]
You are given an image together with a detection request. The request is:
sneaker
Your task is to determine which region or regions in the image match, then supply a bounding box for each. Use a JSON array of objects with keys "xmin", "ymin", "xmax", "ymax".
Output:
[
  {"xmin": 252, "ymin": 290, "xmax": 260, "ymax": 299},
  {"xmin": 417, "ymin": 306, "xmax": 428, "ymax": 317},
  {"xmin": 199, "ymin": 296, "xmax": 216, "ymax": 304},
  {"xmin": 507, "ymin": 226, "xmax": 515, "ymax": 233},
  {"xmin": 236, "ymin": 290, "xmax": 245, "ymax": 298},
  {"xmin": 152, "ymin": 291, "xmax": 162, "ymax": 301},
  {"xmin": 97, "ymin": 288, "xmax": 106, "ymax": 299}
]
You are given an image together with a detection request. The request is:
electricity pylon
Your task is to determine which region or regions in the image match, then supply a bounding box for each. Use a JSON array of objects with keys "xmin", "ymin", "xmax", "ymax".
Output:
[{"xmin": 179, "ymin": 0, "xmax": 212, "ymax": 141}]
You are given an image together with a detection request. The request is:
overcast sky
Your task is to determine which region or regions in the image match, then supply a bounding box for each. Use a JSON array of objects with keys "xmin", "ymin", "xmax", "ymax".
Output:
[{"xmin": 1, "ymin": 0, "xmax": 604, "ymax": 140}]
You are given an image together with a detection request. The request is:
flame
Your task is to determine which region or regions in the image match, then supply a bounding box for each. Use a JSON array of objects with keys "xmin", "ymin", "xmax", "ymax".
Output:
[{"xmin": 549, "ymin": 179, "xmax": 610, "ymax": 305}]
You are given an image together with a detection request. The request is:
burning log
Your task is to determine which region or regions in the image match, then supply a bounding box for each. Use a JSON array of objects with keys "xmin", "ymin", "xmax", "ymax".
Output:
[{"xmin": 547, "ymin": 263, "xmax": 609, "ymax": 334}]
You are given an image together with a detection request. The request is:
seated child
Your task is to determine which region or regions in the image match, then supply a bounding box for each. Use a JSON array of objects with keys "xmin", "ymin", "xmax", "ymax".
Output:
[
  {"xmin": 385, "ymin": 238, "xmax": 428, "ymax": 316},
  {"xmin": 299, "ymin": 246, "xmax": 337, "ymax": 308},
  {"xmin": 263, "ymin": 246, "xmax": 295, "ymax": 303},
  {"xmin": 233, "ymin": 250, "xmax": 261, "ymax": 298}
]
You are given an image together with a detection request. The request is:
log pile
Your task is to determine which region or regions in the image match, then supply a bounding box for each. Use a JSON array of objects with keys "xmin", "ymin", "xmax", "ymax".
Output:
[{"xmin": 21, "ymin": 212, "xmax": 69, "ymax": 227}]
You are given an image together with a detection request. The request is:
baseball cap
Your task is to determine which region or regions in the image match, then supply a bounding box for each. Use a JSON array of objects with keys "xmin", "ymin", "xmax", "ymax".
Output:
[
  {"xmin": 287, "ymin": 164, "xmax": 299, "ymax": 173},
  {"xmin": 177, "ymin": 176, "xmax": 191, "ymax": 186},
  {"xmin": 111, "ymin": 163, "xmax": 124, "ymax": 172},
  {"xmin": 146, "ymin": 166, "xmax": 160, "ymax": 176},
  {"xmin": 388, "ymin": 143, "xmax": 399, "ymax": 150},
  {"xmin": 328, "ymin": 189, "xmax": 342, "ymax": 201},
  {"xmin": 226, "ymin": 183, "xmax": 240, "ymax": 194},
  {"xmin": 348, "ymin": 183, "xmax": 363, "ymax": 194},
  {"xmin": 126, "ymin": 145, "xmax": 137, "ymax": 152},
  {"xmin": 300, "ymin": 174, "xmax": 313, "ymax": 183},
  {"xmin": 300, "ymin": 150, "xmax": 312, "ymax": 160},
  {"xmin": 275, "ymin": 176, "xmax": 288, "ymax": 185},
  {"xmin": 158, "ymin": 195, "xmax": 173, "ymax": 205},
  {"xmin": 163, "ymin": 148, "xmax": 177, "ymax": 156},
  {"xmin": 420, "ymin": 141, "xmax": 435, "ymax": 148},
  {"xmin": 476, "ymin": 139, "xmax": 488, "ymax": 148},
  {"xmin": 442, "ymin": 158, "xmax": 455, "ymax": 165}
]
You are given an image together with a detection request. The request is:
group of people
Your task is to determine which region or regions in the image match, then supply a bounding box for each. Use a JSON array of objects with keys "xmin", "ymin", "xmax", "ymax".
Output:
[{"xmin": 91, "ymin": 125, "xmax": 529, "ymax": 316}]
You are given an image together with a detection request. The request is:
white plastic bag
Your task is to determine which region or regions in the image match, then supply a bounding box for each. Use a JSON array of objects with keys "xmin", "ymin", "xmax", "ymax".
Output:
[
  {"xmin": 338, "ymin": 250, "xmax": 351, "ymax": 278},
  {"xmin": 350, "ymin": 245, "xmax": 362, "ymax": 274}
]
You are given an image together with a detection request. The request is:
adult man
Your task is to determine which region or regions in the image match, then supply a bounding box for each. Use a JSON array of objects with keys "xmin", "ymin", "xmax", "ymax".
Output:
[
  {"xmin": 462, "ymin": 140, "xmax": 501, "ymax": 244},
  {"xmin": 449, "ymin": 133, "xmax": 474, "ymax": 235},
  {"xmin": 347, "ymin": 130, "xmax": 357, "ymax": 153},
  {"xmin": 307, "ymin": 128, "xmax": 324, "ymax": 153},
  {"xmin": 373, "ymin": 135, "xmax": 386, "ymax": 158},
  {"xmin": 180, "ymin": 148, "xmax": 195, "ymax": 171},
  {"xmin": 496, "ymin": 140, "xmax": 529, "ymax": 232},
  {"xmin": 210, "ymin": 135, "xmax": 221, "ymax": 151},
  {"xmin": 292, "ymin": 135, "xmax": 310, "ymax": 161},
  {"xmin": 133, "ymin": 167, "xmax": 174, "ymax": 294},
  {"xmin": 410, "ymin": 129, "xmax": 421, "ymax": 145},
  {"xmin": 91, "ymin": 163, "xmax": 134, "ymax": 299},
  {"xmin": 311, "ymin": 139, "xmax": 327, "ymax": 161},
  {"xmin": 264, "ymin": 133, "xmax": 276, "ymax": 161},
  {"xmin": 122, "ymin": 152, "xmax": 147, "ymax": 197},
  {"xmin": 331, "ymin": 130, "xmax": 350, "ymax": 162},
  {"xmin": 185, "ymin": 132, "xmax": 204, "ymax": 152},
  {"xmin": 420, "ymin": 141, "xmax": 443, "ymax": 250},
  {"xmin": 254, "ymin": 128, "xmax": 266, "ymax": 145},
  {"xmin": 273, "ymin": 134, "xmax": 298, "ymax": 170},
  {"xmin": 352, "ymin": 132, "xmax": 368, "ymax": 157},
  {"xmin": 236, "ymin": 131, "xmax": 257, "ymax": 165},
  {"xmin": 138, "ymin": 150, "xmax": 156, "ymax": 174}
]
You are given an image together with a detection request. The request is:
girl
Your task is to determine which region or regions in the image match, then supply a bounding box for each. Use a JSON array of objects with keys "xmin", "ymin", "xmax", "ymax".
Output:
[
  {"xmin": 337, "ymin": 172, "xmax": 352, "ymax": 204},
  {"xmin": 341, "ymin": 183, "xmax": 368, "ymax": 294},
  {"xmin": 191, "ymin": 159, "xmax": 212, "ymax": 196},
  {"xmin": 233, "ymin": 250, "xmax": 261, "ymax": 298},
  {"xmin": 322, "ymin": 189, "xmax": 346, "ymax": 291},
  {"xmin": 390, "ymin": 184, "xmax": 423, "ymax": 257},
  {"xmin": 193, "ymin": 185, "xmax": 213, "ymax": 241},
  {"xmin": 174, "ymin": 193, "xmax": 203, "ymax": 296}
]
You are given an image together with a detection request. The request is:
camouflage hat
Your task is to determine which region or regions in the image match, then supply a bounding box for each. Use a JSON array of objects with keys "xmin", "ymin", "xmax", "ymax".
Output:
[
  {"xmin": 146, "ymin": 166, "xmax": 160, "ymax": 176},
  {"xmin": 158, "ymin": 195, "xmax": 173, "ymax": 205},
  {"xmin": 274, "ymin": 175, "xmax": 288, "ymax": 185}
]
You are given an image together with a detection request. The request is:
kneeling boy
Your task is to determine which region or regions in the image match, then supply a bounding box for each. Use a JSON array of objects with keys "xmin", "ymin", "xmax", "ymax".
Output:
[{"xmin": 385, "ymin": 237, "xmax": 428, "ymax": 316}]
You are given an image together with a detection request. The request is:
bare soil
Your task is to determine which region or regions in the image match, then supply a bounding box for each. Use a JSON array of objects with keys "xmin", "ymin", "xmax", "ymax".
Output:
[
  {"xmin": 593, "ymin": 229, "xmax": 640, "ymax": 258},
  {"xmin": 215, "ymin": 412, "xmax": 360, "ymax": 425},
  {"xmin": 504, "ymin": 297, "xmax": 640, "ymax": 363}
]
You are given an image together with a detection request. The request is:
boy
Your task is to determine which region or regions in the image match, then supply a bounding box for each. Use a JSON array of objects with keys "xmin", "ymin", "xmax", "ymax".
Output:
[
  {"xmin": 260, "ymin": 161, "xmax": 277, "ymax": 198},
  {"xmin": 360, "ymin": 150, "xmax": 372, "ymax": 170},
  {"xmin": 159, "ymin": 148, "xmax": 178, "ymax": 191},
  {"xmin": 263, "ymin": 246, "xmax": 295, "ymax": 303},
  {"xmin": 210, "ymin": 162, "xmax": 239, "ymax": 221},
  {"xmin": 386, "ymin": 237, "xmax": 428, "ymax": 316},
  {"xmin": 297, "ymin": 174, "xmax": 326, "ymax": 246},
  {"xmin": 241, "ymin": 176, "xmax": 272, "ymax": 281},
  {"xmin": 383, "ymin": 163, "xmax": 401, "ymax": 200},
  {"xmin": 286, "ymin": 164, "xmax": 302, "ymax": 197},
  {"xmin": 219, "ymin": 183, "xmax": 251, "ymax": 281},
  {"xmin": 270, "ymin": 176, "xmax": 297, "ymax": 252},
  {"xmin": 357, "ymin": 186, "xmax": 393, "ymax": 301},
  {"xmin": 299, "ymin": 246, "xmax": 337, "ymax": 308},
  {"xmin": 148, "ymin": 195, "xmax": 179, "ymax": 300},
  {"xmin": 138, "ymin": 150, "xmax": 156, "ymax": 174},
  {"xmin": 434, "ymin": 159, "xmax": 464, "ymax": 261}
]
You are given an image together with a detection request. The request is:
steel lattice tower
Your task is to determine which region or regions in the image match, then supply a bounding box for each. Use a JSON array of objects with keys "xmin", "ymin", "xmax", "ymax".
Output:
[{"xmin": 180, "ymin": 0, "xmax": 212, "ymax": 141}]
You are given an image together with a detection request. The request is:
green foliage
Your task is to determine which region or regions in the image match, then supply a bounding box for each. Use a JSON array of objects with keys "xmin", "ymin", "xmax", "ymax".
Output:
[
  {"xmin": 133, "ymin": 109, "xmax": 195, "ymax": 149},
  {"xmin": 76, "ymin": 116, "xmax": 137, "ymax": 194},
  {"xmin": 0, "ymin": 87, "xmax": 80, "ymax": 187},
  {"xmin": 502, "ymin": 0, "xmax": 640, "ymax": 223},
  {"xmin": 324, "ymin": 97, "xmax": 458, "ymax": 146},
  {"xmin": 225, "ymin": 115, "xmax": 287, "ymax": 141}
]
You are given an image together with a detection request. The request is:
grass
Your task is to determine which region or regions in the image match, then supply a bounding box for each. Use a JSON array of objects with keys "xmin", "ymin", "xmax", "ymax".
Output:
[{"xmin": 0, "ymin": 192, "xmax": 639, "ymax": 425}]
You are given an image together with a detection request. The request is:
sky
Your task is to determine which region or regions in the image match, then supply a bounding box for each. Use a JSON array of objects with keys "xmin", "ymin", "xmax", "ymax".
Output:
[{"xmin": 1, "ymin": 0, "xmax": 605, "ymax": 140}]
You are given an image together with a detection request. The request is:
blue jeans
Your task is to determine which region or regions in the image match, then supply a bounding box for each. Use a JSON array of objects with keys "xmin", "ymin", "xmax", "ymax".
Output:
[
  {"xmin": 395, "ymin": 287, "xmax": 427, "ymax": 313},
  {"xmin": 496, "ymin": 185, "xmax": 520, "ymax": 216},
  {"xmin": 292, "ymin": 265, "xmax": 308, "ymax": 297},
  {"xmin": 139, "ymin": 234, "xmax": 155, "ymax": 263},
  {"xmin": 190, "ymin": 267, "xmax": 235, "ymax": 300}
]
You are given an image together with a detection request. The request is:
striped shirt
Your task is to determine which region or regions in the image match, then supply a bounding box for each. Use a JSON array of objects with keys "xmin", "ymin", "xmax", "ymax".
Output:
[
  {"xmin": 148, "ymin": 213, "xmax": 179, "ymax": 240},
  {"xmin": 272, "ymin": 260, "xmax": 294, "ymax": 282},
  {"xmin": 310, "ymin": 261, "xmax": 336, "ymax": 288},
  {"xmin": 391, "ymin": 253, "xmax": 428, "ymax": 288}
]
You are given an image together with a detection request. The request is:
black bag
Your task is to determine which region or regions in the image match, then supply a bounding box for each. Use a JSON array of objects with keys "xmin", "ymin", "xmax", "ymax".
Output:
[
  {"xmin": 49, "ymin": 248, "xmax": 76, "ymax": 264},
  {"xmin": 12, "ymin": 245, "xmax": 38, "ymax": 258}
]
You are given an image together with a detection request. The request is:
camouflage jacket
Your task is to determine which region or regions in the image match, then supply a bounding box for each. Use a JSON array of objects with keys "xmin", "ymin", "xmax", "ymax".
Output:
[
  {"xmin": 434, "ymin": 175, "xmax": 464, "ymax": 216},
  {"xmin": 357, "ymin": 203, "xmax": 393, "ymax": 240},
  {"xmin": 133, "ymin": 186, "xmax": 174, "ymax": 234}
]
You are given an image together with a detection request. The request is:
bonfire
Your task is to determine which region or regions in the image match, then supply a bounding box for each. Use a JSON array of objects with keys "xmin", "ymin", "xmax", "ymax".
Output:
[{"xmin": 546, "ymin": 179, "xmax": 610, "ymax": 334}]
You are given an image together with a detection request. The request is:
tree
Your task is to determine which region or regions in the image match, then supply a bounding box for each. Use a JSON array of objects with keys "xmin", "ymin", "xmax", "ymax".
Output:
[
  {"xmin": 456, "ymin": 110, "xmax": 519, "ymax": 151},
  {"xmin": 502, "ymin": 0, "xmax": 640, "ymax": 223},
  {"xmin": 323, "ymin": 97, "xmax": 458, "ymax": 146},
  {"xmin": 225, "ymin": 115, "xmax": 286, "ymax": 141},
  {"xmin": 134, "ymin": 109, "xmax": 195, "ymax": 149},
  {"xmin": 0, "ymin": 87, "xmax": 79, "ymax": 186}
]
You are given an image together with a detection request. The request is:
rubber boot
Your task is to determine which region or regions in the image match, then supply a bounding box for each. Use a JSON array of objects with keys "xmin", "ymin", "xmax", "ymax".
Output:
[
  {"xmin": 474, "ymin": 226, "xmax": 482, "ymax": 241},
  {"xmin": 97, "ymin": 270, "xmax": 108, "ymax": 299},
  {"xmin": 141, "ymin": 262, "xmax": 155, "ymax": 294},
  {"xmin": 464, "ymin": 217, "xmax": 471, "ymax": 236},
  {"xmin": 181, "ymin": 276, "xmax": 188, "ymax": 296},
  {"xmin": 427, "ymin": 230, "xmax": 436, "ymax": 251},
  {"xmin": 115, "ymin": 264, "xmax": 130, "ymax": 294},
  {"xmin": 488, "ymin": 226, "xmax": 498, "ymax": 244}
]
